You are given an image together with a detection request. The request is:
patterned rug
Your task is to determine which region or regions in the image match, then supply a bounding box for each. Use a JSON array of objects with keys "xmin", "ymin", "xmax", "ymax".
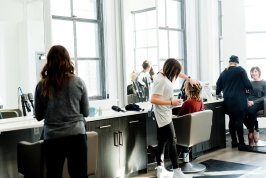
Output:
[{"xmin": 189, "ymin": 159, "xmax": 262, "ymax": 178}]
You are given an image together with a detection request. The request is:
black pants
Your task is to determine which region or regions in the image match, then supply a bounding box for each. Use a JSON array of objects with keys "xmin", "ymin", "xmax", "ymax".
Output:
[
  {"xmin": 228, "ymin": 112, "xmax": 246, "ymax": 144},
  {"xmin": 156, "ymin": 121, "xmax": 179, "ymax": 169},
  {"xmin": 245, "ymin": 101, "xmax": 263, "ymax": 133},
  {"xmin": 44, "ymin": 134, "xmax": 88, "ymax": 178}
]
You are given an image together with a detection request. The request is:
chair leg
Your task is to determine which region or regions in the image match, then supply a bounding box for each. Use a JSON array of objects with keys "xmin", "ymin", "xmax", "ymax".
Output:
[{"xmin": 179, "ymin": 147, "xmax": 206, "ymax": 173}]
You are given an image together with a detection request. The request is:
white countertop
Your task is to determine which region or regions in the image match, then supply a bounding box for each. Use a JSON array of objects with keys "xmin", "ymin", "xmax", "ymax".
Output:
[
  {"xmin": 0, "ymin": 109, "xmax": 149, "ymax": 133},
  {"xmin": 0, "ymin": 99, "xmax": 223, "ymax": 133}
]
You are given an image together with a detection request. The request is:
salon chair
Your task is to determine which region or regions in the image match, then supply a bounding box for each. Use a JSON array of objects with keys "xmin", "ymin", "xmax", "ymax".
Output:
[
  {"xmin": 172, "ymin": 110, "xmax": 213, "ymax": 173},
  {"xmin": 17, "ymin": 131, "xmax": 98, "ymax": 178},
  {"xmin": 0, "ymin": 108, "xmax": 23, "ymax": 118}
]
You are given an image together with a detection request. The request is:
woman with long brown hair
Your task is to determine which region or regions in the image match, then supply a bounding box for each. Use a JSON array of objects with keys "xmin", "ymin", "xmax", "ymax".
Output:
[
  {"xmin": 34, "ymin": 45, "xmax": 89, "ymax": 178},
  {"xmin": 151, "ymin": 58, "xmax": 191, "ymax": 178}
]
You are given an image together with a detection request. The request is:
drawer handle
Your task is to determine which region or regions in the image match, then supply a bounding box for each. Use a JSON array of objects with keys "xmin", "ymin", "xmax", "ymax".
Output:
[
  {"xmin": 114, "ymin": 132, "xmax": 118, "ymax": 147},
  {"xmin": 119, "ymin": 131, "xmax": 123, "ymax": 146},
  {"xmin": 99, "ymin": 125, "xmax": 111, "ymax": 129},
  {"xmin": 129, "ymin": 120, "xmax": 139, "ymax": 124},
  {"xmin": 215, "ymin": 106, "xmax": 221, "ymax": 109}
]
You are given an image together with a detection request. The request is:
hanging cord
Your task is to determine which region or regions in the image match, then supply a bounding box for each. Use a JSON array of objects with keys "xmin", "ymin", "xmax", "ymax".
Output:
[{"xmin": 18, "ymin": 87, "xmax": 21, "ymax": 109}]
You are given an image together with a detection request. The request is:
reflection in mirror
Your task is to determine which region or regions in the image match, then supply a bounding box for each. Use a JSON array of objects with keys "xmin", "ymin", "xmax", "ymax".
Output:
[
  {"xmin": 0, "ymin": 0, "xmax": 44, "ymax": 117},
  {"xmin": 124, "ymin": 0, "xmax": 186, "ymax": 105},
  {"xmin": 123, "ymin": 0, "xmax": 156, "ymax": 105}
]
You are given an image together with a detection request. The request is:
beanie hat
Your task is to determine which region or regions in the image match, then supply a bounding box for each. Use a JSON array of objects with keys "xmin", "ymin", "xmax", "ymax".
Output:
[{"xmin": 229, "ymin": 55, "xmax": 239, "ymax": 64}]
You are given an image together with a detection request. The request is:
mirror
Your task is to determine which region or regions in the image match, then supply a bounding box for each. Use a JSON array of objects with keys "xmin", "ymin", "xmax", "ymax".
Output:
[
  {"xmin": 122, "ymin": 0, "xmax": 156, "ymax": 105},
  {"xmin": 0, "ymin": 0, "xmax": 44, "ymax": 116},
  {"xmin": 123, "ymin": 0, "xmax": 186, "ymax": 105}
]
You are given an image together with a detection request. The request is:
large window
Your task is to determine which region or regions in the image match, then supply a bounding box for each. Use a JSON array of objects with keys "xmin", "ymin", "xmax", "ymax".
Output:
[
  {"xmin": 245, "ymin": 0, "xmax": 266, "ymax": 79},
  {"xmin": 158, "ymin": 0, "xmax": 186, "ymax": 89},
  {"xmin": 51, "ymin": 0, "xmax": 105, "ymax": 99}
]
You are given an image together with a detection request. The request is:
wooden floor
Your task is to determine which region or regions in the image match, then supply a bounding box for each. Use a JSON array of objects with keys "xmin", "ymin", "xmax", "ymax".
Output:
[{"xmin": 131, "ymin": 133, "xmax": 266, "ymax": 178}]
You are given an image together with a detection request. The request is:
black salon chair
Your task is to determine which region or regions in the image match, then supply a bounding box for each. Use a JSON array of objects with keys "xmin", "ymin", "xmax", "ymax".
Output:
[{"xmin": 172, "ymin": 110, "xmax": 213, "ymax": 173}]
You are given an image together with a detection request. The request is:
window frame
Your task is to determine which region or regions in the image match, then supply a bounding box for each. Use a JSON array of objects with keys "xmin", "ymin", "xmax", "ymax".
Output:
[
  {"xmin": 132, "ymin": 7, "xmax": 157, "ymax": 72},
  {"xmin": 51, "ymin": 0, "xmax": 106, "ymax": 100},
  {"xmin": 158, "ymin": 0, "xmax": 187, "ymax": 88}
]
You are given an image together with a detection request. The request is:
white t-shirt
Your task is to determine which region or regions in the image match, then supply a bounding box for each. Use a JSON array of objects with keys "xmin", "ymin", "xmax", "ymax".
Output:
[{"xmin": 152, "ymin": 73, "xmax": 174, "ymax": 128}]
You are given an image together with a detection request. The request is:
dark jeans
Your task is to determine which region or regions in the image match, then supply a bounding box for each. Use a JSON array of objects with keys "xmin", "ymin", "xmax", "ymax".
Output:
[
  {"xmin": 44, "ymin": 134, "xmax": 87, "ymax": 178},
  {"xmin": 229, "ymin": 112, "xmax": 246, "ymax": 144},
  {"xmin": 245, "ymin": 101, "xmax": 264, "ymax": 133},
  {"xmin": 156, "ymin": 121, "xmax": 179, "ymax": 169}
]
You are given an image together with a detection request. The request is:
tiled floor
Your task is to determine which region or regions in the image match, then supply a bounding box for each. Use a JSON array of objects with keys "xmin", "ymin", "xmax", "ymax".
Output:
[{"xmin": 131, "ymin": 133, "xmax": 266, "ymax": 178}]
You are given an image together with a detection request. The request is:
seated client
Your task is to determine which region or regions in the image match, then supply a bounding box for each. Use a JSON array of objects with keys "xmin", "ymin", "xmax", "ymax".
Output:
[
  {"xmin": 245, "ymin": 66, "xmax": 266, "ymax": 147},
  {"xmin": 177, "ymin": 81, "xmax": 204, "ymax": 116}
]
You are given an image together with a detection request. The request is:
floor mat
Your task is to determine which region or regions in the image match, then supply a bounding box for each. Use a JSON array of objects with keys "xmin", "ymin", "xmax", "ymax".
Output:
[{"xmin": 189, "ymin": 159, "xmax": 261, "ymax": 178}]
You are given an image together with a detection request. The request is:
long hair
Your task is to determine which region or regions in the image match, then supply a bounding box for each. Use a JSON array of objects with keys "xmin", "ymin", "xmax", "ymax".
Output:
[
  {"xmin": 40, "ymin": 45, "xmax": 74, "ymax": 97},
  {"xmin": 163, "ymin": 58, "xmax": 182, "ymax": 82},
  {"xmin": 185, "ymin": 81, "xmax": 202, "ymax": 101}
]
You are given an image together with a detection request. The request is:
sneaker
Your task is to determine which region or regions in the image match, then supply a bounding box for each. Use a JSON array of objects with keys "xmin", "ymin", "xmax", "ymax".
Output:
[
  {"xmin": 173, "ymin": 168, "xmax": 193, "ymax": 178},
  {"xmin": 156, "ymin": 166, "xmax": 173, "ymax": 178}
]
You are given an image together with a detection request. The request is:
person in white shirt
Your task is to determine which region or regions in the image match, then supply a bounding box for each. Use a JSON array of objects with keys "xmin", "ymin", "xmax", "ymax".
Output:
[
  {"xmin": 136, "ymin": 60, "xmax": 152, "ymax": 101},
  {"xmin": 151, "ymin": 58, "xmax": 192, "ymax": 178}
]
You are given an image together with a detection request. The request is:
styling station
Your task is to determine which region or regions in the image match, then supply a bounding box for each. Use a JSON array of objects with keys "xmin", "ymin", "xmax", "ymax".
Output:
[{"xmin": 0, "ymin": 100, "xmax": 224, "ymax": 178}]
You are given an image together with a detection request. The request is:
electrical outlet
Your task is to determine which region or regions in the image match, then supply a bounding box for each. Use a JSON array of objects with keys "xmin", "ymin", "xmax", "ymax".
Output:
[{"xmin": 34, "ymin": 127, "xmax": 39, "ymax": 135}]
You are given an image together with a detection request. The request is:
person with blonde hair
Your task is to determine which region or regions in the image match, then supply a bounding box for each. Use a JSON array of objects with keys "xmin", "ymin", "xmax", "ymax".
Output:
[
  {"xmin": 177, "ymin": 81, "xmax": 204, "ymax": 116},
  {"xmin": 216, "ymin": 55, "xmax": 253, "ymax": 151},
  {"xmin": 34, "ymin": 45, "xmax": 89, "ymax": 177}
]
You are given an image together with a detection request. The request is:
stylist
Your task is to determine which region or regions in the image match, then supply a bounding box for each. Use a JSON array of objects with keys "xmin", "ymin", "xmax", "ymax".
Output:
[{"xmin": 216, "ymin": 55, "xmax": 253, "ymax": 151}]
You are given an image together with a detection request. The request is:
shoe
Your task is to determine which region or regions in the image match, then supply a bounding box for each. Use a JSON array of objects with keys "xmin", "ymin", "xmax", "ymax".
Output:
[
  {"xmin": 231, "ymin": 141, "xmax": 238, "ymax": 148},
  {"xmin": 156, "ymin": 166, "xmax": 173, "ymax": 178},
  {"xmin": 248, "ymin": 132, "xmax": 254, "ymax": 148},
  {"xmin": 253, "ymin": 130, "xmax": 259, "ymax": 143},
  {"xmin": 238, "ymin": 143, "xmax": 248, "ymax": 151},
  {"xmin": 173, "ymin": 168, "xmax": 193, "ymax": 178}
]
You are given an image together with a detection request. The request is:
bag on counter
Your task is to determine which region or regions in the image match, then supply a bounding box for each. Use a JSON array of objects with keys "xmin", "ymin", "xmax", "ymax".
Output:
[{"xmin": 125, "ymin": 103, "xmax": 144, "ymax": 111}]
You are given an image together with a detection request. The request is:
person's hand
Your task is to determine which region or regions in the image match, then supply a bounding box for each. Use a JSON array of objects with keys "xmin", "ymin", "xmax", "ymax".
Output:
[
  {"xmin": 189, "ymin": 78, "xmax": 200, "ymax": 87},
  {"xmin": 247, "ymin": 101, "xmax": 254, "ymax": 107},
  {"xmin": 246, "ymin": 89, "xmax": 250, "ymax": 93},
  {"xmin": 172, "ymin": 99, "xmax": 183, "ymax": 106}
]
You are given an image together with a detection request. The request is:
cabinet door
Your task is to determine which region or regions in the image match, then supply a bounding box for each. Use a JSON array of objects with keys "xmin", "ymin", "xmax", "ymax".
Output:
[
  {"xmin": 88, "ymin": 119, "xmax": 120, "ymax": 178},
  {"xmin": 214, "ymin": 102, "xmax": 226, "ymax": 148},
  {"xmin": 119, "ymin": 114, "xmax": 147, "ymax": 176},
  {"xmin": 88, "ymin": 131, "xmax": 120, "ymax": 178}
]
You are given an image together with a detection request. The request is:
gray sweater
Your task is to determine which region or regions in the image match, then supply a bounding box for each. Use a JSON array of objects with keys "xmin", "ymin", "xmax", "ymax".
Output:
[
  {"xmin": 248, "ymin": 80, "xmax": 266, "ymax": 103},
  {"xmin": 34, "ymin": 76, "xmax": 89, "ymax": 140}
]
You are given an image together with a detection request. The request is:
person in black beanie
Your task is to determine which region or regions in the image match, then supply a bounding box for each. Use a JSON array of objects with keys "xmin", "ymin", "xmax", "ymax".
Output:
[{"xmin": 216, "ymin": 55, "xmax": 253, "ymax": 151}]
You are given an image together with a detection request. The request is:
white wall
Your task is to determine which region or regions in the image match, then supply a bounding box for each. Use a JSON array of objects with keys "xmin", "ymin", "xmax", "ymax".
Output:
[
  {"xmin": 198, "ymin": 0, "xmax": 220, "ymax": 86},
  {"xmin": 0, "ymin": 0, "xmax": 44, "ymax": 109},
  {"xmin": 222, "ymin": 0, "xmax": 247, "ymax": 69},
  {"xmin": 0, "ymin": 0, "xmax": 24, "ymax": 108}
]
